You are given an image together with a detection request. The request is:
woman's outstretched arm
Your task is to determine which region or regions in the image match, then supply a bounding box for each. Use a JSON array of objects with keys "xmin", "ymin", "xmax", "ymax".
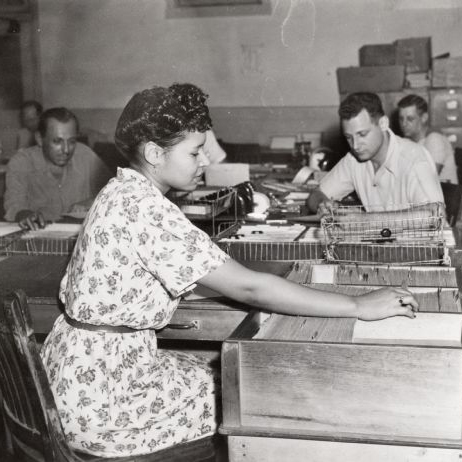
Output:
[{"xmin": 198, "ymin": 259, "xmax": 417, "ymax": 321}]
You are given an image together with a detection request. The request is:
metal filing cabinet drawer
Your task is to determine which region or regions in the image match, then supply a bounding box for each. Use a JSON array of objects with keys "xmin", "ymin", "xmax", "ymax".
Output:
[{"xmin": 430, "ymin": 88, "xmax": 462, "ymax": 128}]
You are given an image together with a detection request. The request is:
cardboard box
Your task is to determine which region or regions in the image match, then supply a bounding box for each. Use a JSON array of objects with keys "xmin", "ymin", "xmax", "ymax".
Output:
[
  {"xmin": 359, "ymin": 43, "xmax": 396, "ymax": 67},
  {"xmin": 432, "ymin": 57, "xmax": 462, "ymax": 88},
  {"xmin": 394, "ymin": 37, "xmax": 432, "ymax": 73},
  {"xmin": 336, "ymin": 65, "xmax": 405, "ymax": 94}
]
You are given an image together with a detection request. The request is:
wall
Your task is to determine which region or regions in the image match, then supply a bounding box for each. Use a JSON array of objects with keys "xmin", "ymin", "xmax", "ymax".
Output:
[{"xmin": 30, "ymin": 0, "xmax": 462, "ymax": 147}]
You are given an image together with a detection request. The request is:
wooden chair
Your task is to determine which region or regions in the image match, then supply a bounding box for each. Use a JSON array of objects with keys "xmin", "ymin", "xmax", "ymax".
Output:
[
  {"xmin": 441, "ymin": 182, "xmax": 462, "ymax": 227},
  {"xmin": 0, "ymin": 290, "xmax": 220, "ymax": 462}
]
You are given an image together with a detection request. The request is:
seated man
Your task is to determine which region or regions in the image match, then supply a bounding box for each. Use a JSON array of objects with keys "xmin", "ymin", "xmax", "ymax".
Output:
[
  {"xmin": 307, "ymin": 92, "xmax": 444, "ymax": 214},
  {"xmin": 398, "ymin": 94, "xmax": 458, "ymax": 185},
  {"xmin": 16, "ymin": 100, "xmax": 43, "ymax": 150},
  {"xmin": 5, "ymin": 107, "xmax": 111, "ymax": 229}
]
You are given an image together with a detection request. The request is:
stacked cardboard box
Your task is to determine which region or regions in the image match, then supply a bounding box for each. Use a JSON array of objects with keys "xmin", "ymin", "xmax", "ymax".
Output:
[
  {"xmin": 337, "ymin": 37, "xmax": 462, "ymax": 149},
  {"xmin": 337, "ymin": 37, "xmax": 432, "ymax": 95}
]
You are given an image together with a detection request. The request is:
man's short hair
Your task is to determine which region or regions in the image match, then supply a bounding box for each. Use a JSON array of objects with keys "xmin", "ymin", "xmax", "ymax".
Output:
[
  {"xmin": 397, "ymin": 94, "xmax": 428, "ymax": 116},
  {"xmin": 338, "ymin": 92, "xmax": 385, "ymax": 121},
  {"xmin": 20, "ymin": 100, "xmax": 43, "ymax": 115},
  {"xmin": 38, "ymin": 107, "xmax": 79, "ymax": 137}
]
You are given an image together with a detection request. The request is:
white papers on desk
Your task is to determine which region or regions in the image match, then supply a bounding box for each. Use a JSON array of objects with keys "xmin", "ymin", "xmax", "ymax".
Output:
[
  {"xmin": 0, "ymin": 222, "xmax": 21, "ymax": 237},
  {"xmin": 269, "ymin": 136, "xmax": 296, "ymax": 150},
  {"xmin": 24, "ymin": 223, "xmax": 82, "ymax": 239},
  {"xmin": 284, "ymin": 191, "xmax": 310, "ymax": 202},
  {"xmin": 353, "ymin": 313, "xmax": 462, "ymax": 347},
  {"xmin": 220, "ymin": 224, "xmax": 307, "ymax": 242},
  {"xmin": 292, "ymin": 166, "xmax": 314, "ymax": 185},
  {"xmin": 205, "ymin": 163, "xmax": 249, "ymax": 186}
]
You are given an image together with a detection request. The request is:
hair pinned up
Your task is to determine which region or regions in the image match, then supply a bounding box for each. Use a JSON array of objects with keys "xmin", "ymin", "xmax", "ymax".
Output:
[{"xmin": 115, "ymin": 83, "xmax": 212, "ymax": 160}]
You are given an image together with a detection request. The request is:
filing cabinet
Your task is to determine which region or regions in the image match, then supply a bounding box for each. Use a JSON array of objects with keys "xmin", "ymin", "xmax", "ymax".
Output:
[{"xmin": 430, "ymin": 88, "xmax": 462, "ymax": 128}]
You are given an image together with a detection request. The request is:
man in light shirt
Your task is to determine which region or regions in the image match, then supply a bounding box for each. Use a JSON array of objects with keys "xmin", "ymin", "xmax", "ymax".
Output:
[
  {"xmin": 398, "ymin": 94, "xmax": 458, "ymax": 185},
  {"xmin": 307, "ymin": 92, "xmax": 443, "ymax": 214},
  {"xmin": 5, "ymin": 107, "xmax": 111, "ymax": 229}
]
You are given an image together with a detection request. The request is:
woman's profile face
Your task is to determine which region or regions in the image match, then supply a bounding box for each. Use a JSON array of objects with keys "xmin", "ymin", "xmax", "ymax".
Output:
[{"xmin": 158, "ymin": 130, "xmax": 209, "ymax": 192}]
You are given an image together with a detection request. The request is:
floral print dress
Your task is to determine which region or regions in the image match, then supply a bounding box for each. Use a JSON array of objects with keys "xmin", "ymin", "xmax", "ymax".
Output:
[{"xmin": 40, "ymin": 168, "xmax": 229, "ymax": 457}]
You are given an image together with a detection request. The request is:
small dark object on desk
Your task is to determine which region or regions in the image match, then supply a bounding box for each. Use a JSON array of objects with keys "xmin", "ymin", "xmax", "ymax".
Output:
[{"xmin": 380, "ymin": 228, "xmax": 392, "ymax": 238}]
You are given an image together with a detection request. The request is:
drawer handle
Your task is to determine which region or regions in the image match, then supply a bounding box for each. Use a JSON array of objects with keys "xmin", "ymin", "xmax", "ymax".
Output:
[{"xmin": 166, "ymin": 320, "xmax": 199, "ymax": 330}]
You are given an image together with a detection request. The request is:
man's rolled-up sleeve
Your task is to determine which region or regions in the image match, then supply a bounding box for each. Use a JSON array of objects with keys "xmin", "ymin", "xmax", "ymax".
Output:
[
  {"xmin": 319, "ymin": 155, "xmax": 355, "ymax": 201},
  {"xmin": 408, "ymin": 160, "xmax": 444, "ymax": 205}
]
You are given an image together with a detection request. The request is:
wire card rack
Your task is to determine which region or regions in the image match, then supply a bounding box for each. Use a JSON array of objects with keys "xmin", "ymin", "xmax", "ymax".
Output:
[
  {"xmin": 0, "ymin": 224, "xmax": 81, "ymax": 256},
  {"xmin": 321, "ymin": 202, "xmax": 449, "ymax": 265},
  {"xmin": 172, "ymin": 187, "xmax": 238, "ymax": 238}
]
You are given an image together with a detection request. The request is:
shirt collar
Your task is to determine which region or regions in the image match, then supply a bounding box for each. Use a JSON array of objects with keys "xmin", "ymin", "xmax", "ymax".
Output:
[{"xmin": 380, "ymin": 129, "xmax": 398, "ymax": 174}]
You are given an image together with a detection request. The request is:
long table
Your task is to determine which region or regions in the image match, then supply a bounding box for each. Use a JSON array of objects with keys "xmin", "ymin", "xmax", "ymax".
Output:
[{"xmin": 0, "ymin": 255, "xmax": 292, "ymax": 340}]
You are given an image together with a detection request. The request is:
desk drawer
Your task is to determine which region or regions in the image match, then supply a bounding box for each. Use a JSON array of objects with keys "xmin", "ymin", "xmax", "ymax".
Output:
[
  {"xmin": 27, "ymin": 297, "xmax": 247, "ymax": 341},
  {"xmin": 157, "ymin": 307, "xmax": 247, "ymax": 341}
]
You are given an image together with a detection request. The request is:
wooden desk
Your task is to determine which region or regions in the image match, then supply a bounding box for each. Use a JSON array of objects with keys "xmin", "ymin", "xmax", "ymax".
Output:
[
  {"xmin": 0, "ymin": 256, "xmax": 291, "ymax": 339},
  {"xmin": 221, "ymin": 311, "xmax": 462, "ymax": 462}
]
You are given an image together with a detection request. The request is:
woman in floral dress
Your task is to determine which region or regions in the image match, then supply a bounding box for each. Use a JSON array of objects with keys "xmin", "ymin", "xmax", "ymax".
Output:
[{"xmin": 41, "ymin": 83, "xmax": 418, "ymax": 457}]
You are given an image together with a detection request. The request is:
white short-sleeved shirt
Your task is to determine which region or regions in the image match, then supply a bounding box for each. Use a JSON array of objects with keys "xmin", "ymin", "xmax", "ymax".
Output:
[
  {"xmin": 420, "ymin": 131, "xmax": 458, "ymax": 185},
  {"xmin": 320, "ymin": 130, "xmax": 444, "ymax": 210}
]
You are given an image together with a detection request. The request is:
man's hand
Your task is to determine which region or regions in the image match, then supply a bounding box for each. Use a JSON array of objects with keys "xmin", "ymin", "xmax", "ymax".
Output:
[
  {"xmin": 15, "ymin": 210, "xmax": 46, "ymax": 230},
  {"xmin": 317, "ymin": 199, "xmax": 339, "ymax": 218}
]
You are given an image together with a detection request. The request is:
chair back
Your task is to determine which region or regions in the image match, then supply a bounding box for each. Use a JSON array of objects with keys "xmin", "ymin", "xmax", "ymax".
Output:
[
  {"xmin": 0, "ymin": 290, "xmax": 219, "ymax": 462},
  {"xmin": 0, "ymin": 290, "xmax": 77, "ymax": 462},
  {"xmin": 441, "ymin": 182, "xmax": 462, "ymax": 226}
]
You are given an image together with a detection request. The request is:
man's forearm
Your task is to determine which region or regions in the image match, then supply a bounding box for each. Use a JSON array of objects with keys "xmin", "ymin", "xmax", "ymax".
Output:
[{"xmin": 306, "ymin": 188, "xmax": 328, "ymax": 213}]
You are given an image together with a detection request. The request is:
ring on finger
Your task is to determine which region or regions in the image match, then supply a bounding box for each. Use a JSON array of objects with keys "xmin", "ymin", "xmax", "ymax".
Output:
[{"xmin": 398, "ymin": 296, "xmax": 404, "ymax": 305}]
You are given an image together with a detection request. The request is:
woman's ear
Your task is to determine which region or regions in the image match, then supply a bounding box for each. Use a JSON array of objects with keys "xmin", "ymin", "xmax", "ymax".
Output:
[
  {"xmin": 378, "ymin": 115, "xmax": 389, "ymax": 132},
  {"xmin": 143, "ymin": 141, "xmax": 164, "ymax": 166}
]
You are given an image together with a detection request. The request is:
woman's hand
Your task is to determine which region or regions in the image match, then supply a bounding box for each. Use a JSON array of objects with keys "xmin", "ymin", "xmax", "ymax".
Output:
[{"xmin": 355, "ymin": 287, "xmax": 418, "ymax": 321}]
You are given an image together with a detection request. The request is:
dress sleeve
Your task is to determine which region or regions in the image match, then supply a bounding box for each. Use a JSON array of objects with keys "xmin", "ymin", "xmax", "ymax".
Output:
[
  {"xmin": 319, "ymin": 155, "xmax": 355, "ymax": 201},
  {"xmin": 134, "ymin": 197, "xmax": 230, "ymax": 297},
  {"xmin": 4, "ymin": 151, "xmax": 30, "ymax": 222}
]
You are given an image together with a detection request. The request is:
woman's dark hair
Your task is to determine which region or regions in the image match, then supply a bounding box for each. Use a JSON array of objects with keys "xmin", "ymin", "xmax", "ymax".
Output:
[
  {"xmin": 339, "ymin": 92, "xmax": 385, "ymax": 122},
  {"xmin": 115, "ymin": 83, "xmax": 212, "ymax": 159}
]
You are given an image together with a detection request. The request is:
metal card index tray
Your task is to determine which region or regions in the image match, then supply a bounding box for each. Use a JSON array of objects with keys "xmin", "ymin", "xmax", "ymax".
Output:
[
  {"xmin": 321, "ymin": 202, "xmax": 448, "ymax": 265},
  {"xmin": 175, "ymin": 187, "xmax": 235, "ymax": 220},
  {"xmin": 2, "ymin": 224, "xmax": 81, "ymax": 256}
]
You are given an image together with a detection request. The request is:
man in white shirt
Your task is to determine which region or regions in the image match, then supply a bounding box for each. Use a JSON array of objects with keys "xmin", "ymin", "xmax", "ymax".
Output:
[
  {"xmin": 398, "ymin": 94, "xmax": 458, "ymax": 185},
  {"xmin": 307, "ymin": 92, "xmax": 443, "ymax": 213}
]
